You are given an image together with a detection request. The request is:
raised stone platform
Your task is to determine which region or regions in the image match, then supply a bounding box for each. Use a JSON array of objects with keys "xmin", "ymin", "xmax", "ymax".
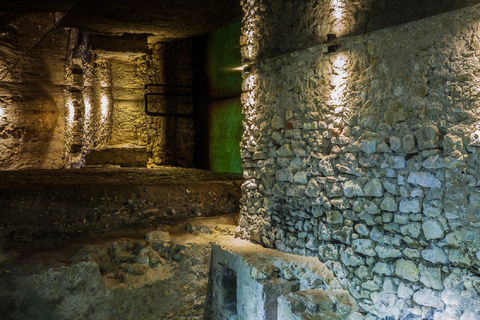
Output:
[{"xmin": 0, "ymin": 167, "xmax": 243, "ymax": 250}]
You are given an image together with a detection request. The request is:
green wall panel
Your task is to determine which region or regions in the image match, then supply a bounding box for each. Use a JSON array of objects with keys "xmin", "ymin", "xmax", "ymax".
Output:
[
  {"xmin": 205, "ymin": 21, "xmax": 243, "ymax": 173},
  {"xmin": 207, "ymin": 21, "xmax": 243, "ymax": 100},
  {"xmin": 208, "ymin": 98, "xmax": 243, "ymax": 174}
]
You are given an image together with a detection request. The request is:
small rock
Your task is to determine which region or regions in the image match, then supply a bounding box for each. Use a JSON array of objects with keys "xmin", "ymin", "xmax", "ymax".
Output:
[
  {"xmin": 421, "ymin": 246, "xmax": 448, "ymax": 264},
  {"xmin": 373, "ymin": 262, "xmax": 393, "ymax": 275},
  {"xmin": 419, "ymin": 264, "xmax": 443, "ymax": 290},
  {"xmin": 305, "ymin": 179, "xmax": 320, "ymax": 198},
  {"xmin": 380, "ymin": 197, "xmax": 398, "ymax": 212},
  {"xmin": 398, "ymin": 282, "xmax": 413, "ymax": 299},
  {"xmin": 293, "ymin": 171, "xmax": 308, "ymax": 184},
  {"xmin": 403, "ymin": 248, "xmax": 421, "ymax": 259},
  {"xmin": 375, "ymin": 245, "xmax": 402, "ymax": 259},
  {"xmin": 362, "ymin": 280, "xmax": 380, "ymax": 291},
  {"xmin": 126, "ymin": 263, "xmax": 148, "ymax": 276},
  {"xmin": 342, "ymin": 180, "xmax": 365, "ymax": 197},
  {"xmin": 449, "ymin": 248, "xmax": 473, "ymax": 266},
  {"xmin": 395, "ymin": 259, "xmax": 419, "ymax": 282},
  {"xmin": 408, "ymin": 172, "xmax": 442, "ymax": 188},
  {"xmin": 327, "ymin": 210, "xmax": 343, "ymax": 224},
  {"xmin": 390, "ymin": 136, "xmax": 402, "ymax": 152},
  {"xmin": 422, "ymin": 219, "xmax": 444, "ymax": 240},
  {"xmin": 352, "ymin": 239, "xmax": 377, "ymax": 256},
  {"xmin": 362, "ymin": 140, "xmax": 377, "ymax": 154},
  {"xmin": 277, "ymin": 144, "xmax": 294, "ymax": 157},
  {"xmin": 422, "ymin": 154, "xmax": 444, "ymax": 169},
  {"xmin": 364, "ymin": 178, "xmax": 383, "ymax": 197},
  {"xmin": 399, "ymin": 198, "xmax": 422, "ymax": 213},
  {"xmin": 413, "ymin": 288, "xmax": 445, "ymax": 309},
  {"xmin": 403, "ymin": 134, "xmax": 416, "ymax": 152}
]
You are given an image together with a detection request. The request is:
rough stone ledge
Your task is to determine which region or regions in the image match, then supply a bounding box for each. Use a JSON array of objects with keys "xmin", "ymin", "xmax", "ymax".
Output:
[{"xmin": 0, "ymin": 167, "xmax": 243, "ymax": 247}]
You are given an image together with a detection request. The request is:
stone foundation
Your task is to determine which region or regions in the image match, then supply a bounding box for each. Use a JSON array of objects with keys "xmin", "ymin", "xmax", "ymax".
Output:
[{"xmin": 0, "ymin": 216, "xmax": 357, "ymax": 320}]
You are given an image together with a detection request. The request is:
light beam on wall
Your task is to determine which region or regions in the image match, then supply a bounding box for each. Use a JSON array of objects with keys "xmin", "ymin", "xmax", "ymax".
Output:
[
  {"xmin": 242, "ymin": 21, "xmax": 257, "ymax": 59},
  {"xmin": 66, "ymin": 99, "xmax": 74, "ymax": 125},
  {"xmin": 331, "ymin": 0, "xmax": 345, "ymax": 33},
  {"xmin": 329, "ymin": 53, "xmax": 349, "ymax": 125},
  {"xmin": 84, "ymin": 97, "xmax": 91, "ymax": 121},
  {"xmin": 100, "ymin": 94, "xmax": 109, "ymax": 122},
  {"xmin": 244, "ymin": 74, "xmax": 257, "ymax": 92},
  {"xmin": 241, "ymin": 73, "xmax": 258, "ymax": 151}
]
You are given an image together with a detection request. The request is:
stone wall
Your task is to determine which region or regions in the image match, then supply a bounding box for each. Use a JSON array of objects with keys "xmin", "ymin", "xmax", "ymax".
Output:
[
  {"xmin": 110, "ymin": 40, "xmax": 195, "ymax": 167},
  {"xmin": 65, "ymin": 34, "xmax": 196, "ymax": 168},
  {"xmin": 0, "ymin": 13, "xmax": 67, "ymax": 169},
  {"xmin": 239, "ymin": 1, "xmax": 480, "ymax": 319}
]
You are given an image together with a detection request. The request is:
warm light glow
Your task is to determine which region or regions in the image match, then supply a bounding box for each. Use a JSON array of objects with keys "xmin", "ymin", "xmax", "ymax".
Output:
[
  {"xmin": 244, "ymin": 74, "xmax": 257, "ymax": 91},
  {"xmin": 66, "ymin": 99, "xmax": 74, "ymax": 125},
  {"xmin": 84, "ymin": 97, "xmax": 91, "ymax": 121},
  {"xmin": 331, "ymin": 0, "xmax": 344, "ymax": 19},
  {"xmin": 329, "ymin": 54, "xmax": 348, "ymax": 106},
  {"xmin": 245, "ymin": 91, "xmax": 256, "ymax": 109},
  {"xmin": 331, "ymin": 0, "xmax": 345, "ymax": 33},
  {"xmin": 100, "ymin": 94, "xmax": 109, "ymax": 121},
  {"xmin": 329, "ymin": 54, "xmax": 349, "ymax": 125},
  {"xmin": 243, "ymin": 17, "xmax": 257, "ymax": 59}
]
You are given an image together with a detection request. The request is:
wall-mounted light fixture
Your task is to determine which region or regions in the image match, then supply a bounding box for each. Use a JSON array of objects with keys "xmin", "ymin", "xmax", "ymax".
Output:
[{"xmin": 232, "ymin": 65, "xmax": 248, "ymax": 72}]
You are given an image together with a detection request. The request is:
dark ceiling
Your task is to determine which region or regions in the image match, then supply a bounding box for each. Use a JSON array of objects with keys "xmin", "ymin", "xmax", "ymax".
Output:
[{"xmin": 0, "ymin": 0, "xmax": 243, "ymax": 38}]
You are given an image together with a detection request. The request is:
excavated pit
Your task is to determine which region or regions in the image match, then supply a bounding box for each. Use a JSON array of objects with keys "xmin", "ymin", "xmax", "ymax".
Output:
[{"xmin": 0, "ymin": 213, "xmax": 357, "ymax": 320}]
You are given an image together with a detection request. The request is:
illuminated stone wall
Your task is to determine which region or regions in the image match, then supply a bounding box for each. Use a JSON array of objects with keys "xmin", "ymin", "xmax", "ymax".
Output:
[
  {"xmin": 64, "ymin": 36, "xmax": 114, "ymax": 168},
  {"xmin": 239, "ymin": 1, "xmax": 480, "ymax": 318},
  {"xmin": 0, "ymin": 14, "xmax": 67, "ymax": 170},
  {"xmin": 110, "ymin": 40, "xmax": 195, "ymax": 167},
  {"xmin": 65, "ymin": 36, "xmax": 195, "ymax": 168}
]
